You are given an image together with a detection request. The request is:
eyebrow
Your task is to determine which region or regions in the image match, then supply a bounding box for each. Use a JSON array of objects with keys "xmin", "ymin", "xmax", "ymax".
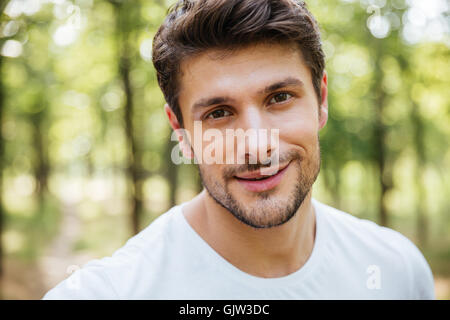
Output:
[
  {"xmin": 191, "ymin": 77, "xmax": 304, "ymax": 111},
  {"xmin": 192, "ymin": 96, "xmax": 236, "ymax": 111},
  {"xmin": 258, "ymin": 77, "xmax": 304, "ymax": 95}
]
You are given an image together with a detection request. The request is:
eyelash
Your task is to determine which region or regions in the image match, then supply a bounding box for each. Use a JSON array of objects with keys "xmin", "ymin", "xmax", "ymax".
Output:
[
  {"xmin": 268, "ymin": 91, "xmax": 294, "ymax": 105},
  {"xmin": 203, "ymin": 92, "xmax": 295, "ymax": 120},
  {"xmin": 204, "ymin": 108, "xmax": 233, "ymax": 120}
]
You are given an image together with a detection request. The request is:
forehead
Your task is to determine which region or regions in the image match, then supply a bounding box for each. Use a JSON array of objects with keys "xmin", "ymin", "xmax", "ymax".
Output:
[{"xmin": 177, "ymin": 42, "xmax": 312, "ymax": 107}]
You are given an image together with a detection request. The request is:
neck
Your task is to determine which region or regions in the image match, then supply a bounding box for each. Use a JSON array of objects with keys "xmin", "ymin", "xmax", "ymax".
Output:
[{"xmin": 183, "ymin": 189, "xmax": 316, "ymax": 278}]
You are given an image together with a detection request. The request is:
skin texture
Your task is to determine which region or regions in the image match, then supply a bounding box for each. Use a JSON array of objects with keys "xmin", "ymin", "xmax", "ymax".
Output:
[{"xmin": 165, "ymin": 42, "xmax": 328, "ymax": 278}]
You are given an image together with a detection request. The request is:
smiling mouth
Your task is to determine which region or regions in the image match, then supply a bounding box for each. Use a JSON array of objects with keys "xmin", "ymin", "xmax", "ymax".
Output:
[
  {"xmin": 236, "ymin": 176, "xmax": 271, "ymax": 181},
  {"xmin": 234, "ymin": 162, "xmax": 290, "ymax": 180},
  {"xmin": 233, "ymin": 162, "xmax": 291, "ymax": 193},
  {"xmin": 235, "ymin": 174, "xmax": 276, "ymax": 181}
]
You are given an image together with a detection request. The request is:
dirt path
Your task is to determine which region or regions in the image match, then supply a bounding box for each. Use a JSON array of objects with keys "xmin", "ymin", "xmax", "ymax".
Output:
[
  {"xmin": 435, "ymin": 277, "xmax": 450, "ymax": 300},
  {"xmin": 2, "ymin": 200, "xmax": 95, "ymax": 299},
  {"xmin": 37, "ymin": 200, "xmax": 95, "ymax": 298}
]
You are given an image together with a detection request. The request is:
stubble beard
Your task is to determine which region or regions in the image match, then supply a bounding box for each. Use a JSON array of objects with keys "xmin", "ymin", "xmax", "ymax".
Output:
[{"xmin": 198, "ymin": 140, "xmax": 321, "ymax": 229}]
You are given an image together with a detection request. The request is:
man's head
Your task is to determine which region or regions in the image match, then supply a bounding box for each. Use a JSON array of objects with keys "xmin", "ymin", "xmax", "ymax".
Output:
[
  {"xmin": 153, "ymin": 0, "xmax": 325, "ymax": 127},
  {"xmin": 152, "ymin": 0, "xmax": 328, "ymax": 228}
]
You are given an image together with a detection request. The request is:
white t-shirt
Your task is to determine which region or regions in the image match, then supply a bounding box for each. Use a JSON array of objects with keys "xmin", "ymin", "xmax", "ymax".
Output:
[{"xmin": 42, "ymin": 198, "xmax": 435, "ymax": 299}]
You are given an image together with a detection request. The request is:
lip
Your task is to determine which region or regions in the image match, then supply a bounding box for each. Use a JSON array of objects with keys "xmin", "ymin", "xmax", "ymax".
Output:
[{"xmin": 234, "ymin": 161, "xmax": 291, "ymax": 193}]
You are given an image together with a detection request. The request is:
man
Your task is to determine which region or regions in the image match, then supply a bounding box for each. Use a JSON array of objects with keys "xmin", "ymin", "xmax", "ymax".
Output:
[{"xmin": 43, "ymin": 0, "xmax": 434, "ymax": 299}]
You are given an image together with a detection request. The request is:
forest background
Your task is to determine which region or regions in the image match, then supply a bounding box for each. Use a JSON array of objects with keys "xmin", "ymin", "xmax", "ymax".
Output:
[{"xmin": 0, "ymin": 0, "xmax": 448, "ymax": 299}]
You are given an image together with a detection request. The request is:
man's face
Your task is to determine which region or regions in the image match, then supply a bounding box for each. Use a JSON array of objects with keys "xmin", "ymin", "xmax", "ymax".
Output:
[{"xmin": 171, "ymin": 42, "xmax": 328, "ymax": 228}]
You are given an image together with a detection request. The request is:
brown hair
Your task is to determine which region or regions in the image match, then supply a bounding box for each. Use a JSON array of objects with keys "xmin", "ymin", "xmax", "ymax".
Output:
[{"xmin": 152, "ymin": 0, "xmax": 325, "ymax": 126}]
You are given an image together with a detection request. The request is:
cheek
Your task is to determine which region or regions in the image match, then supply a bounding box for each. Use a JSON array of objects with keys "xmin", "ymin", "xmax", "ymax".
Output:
[
  {"xmin": 199, "ymin": 163, "xmax": 224, "ymax": 180},
  {"xmin": 276, "ymin": 108, "xmax": 319, "ymax": 147}
]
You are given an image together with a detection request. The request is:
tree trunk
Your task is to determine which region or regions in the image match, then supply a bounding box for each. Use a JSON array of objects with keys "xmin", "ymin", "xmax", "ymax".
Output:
[
  {"xmin": 31, "ymin": 108, "xmax": 49, "ymax": 204},
  {"xmin": 373, "ymin": 39, "xmax": 391, "ymax": 227},
  {"xmin": 111, "ymin": 1, "xmax": 142, "ymax": 235},
  {"xmin": 0, "ymin": 1, "xmax": 12, "ymax": 296},
  {"xmin": 122, "ymin": 55, "xmax": 142, "ymax": 235},
  {"xmin": 412, "ymin": 101, "xmax": 427, "ymax": 247},
  {"xmin": 0, "ymin": 54, "xmax": 4, "ymax": 296}
]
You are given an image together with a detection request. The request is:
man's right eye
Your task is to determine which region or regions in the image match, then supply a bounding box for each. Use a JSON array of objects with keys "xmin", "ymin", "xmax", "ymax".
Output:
[{"xmin": 205, "ymin": 108, "xmax": 232, "ymax": 120}]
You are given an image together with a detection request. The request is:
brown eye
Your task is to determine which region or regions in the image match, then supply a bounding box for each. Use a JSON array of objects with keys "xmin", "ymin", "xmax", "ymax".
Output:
[
  {"xmin": 269, "ymin": 92, "xmax": 292, "ymax": 104},
  {"xmin": 206, "ymin": 109, "xmax": 232, "ymax": 119}
]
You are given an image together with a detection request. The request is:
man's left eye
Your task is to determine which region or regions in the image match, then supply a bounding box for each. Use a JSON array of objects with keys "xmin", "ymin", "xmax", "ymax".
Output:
[{"xmin": 269, "ymin": 92, "xmax": 292, "ymax": 104}]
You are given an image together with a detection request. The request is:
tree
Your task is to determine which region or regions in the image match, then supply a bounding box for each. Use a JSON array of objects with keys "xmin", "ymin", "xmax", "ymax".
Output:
[{"xmin": 110, "ymin": 0, "xmax": 143, "ymax": 234}]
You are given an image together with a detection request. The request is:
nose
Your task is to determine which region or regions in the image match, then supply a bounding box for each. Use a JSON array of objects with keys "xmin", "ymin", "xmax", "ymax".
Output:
[{"xmin": 234, "ymin": 106, "xmax": 275, "ymax": 165}]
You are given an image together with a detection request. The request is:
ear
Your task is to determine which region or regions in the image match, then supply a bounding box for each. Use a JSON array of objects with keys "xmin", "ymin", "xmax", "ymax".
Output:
[
  {"xmin": 164, "ymin": 104, "xmax": 194, "ymax": 159},
  {"xmin": 318, "ymin": 70, "xmax": 328, "ymax": 130}
]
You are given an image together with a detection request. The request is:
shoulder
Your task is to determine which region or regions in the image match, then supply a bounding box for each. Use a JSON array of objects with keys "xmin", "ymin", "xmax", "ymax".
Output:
[
  {"xmin": 314, "ymin": 198, "xmax": 420, "ymax": 254},
  {"xmin": 313, "ymin": 198, "xmax": 435, "ymax": 299},
  {"xmin": 42, "ymin": 205, "xmax": 183, "ymax": 300}
]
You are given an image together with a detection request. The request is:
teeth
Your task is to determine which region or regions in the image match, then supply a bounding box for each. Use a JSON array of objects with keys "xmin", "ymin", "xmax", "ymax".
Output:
[
  {"xmin": 236, "ymin": 172, "xmax": 276, "ymax": 181},
  {"xmin": 247, "ymin": 175, "xmax": 272, "ymax": 181}
]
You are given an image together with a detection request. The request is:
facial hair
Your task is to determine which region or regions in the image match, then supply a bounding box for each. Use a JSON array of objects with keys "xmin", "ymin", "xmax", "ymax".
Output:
[{"xmin": 198, "ymin": 139, "xmax": 321, "ymax": 229}]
